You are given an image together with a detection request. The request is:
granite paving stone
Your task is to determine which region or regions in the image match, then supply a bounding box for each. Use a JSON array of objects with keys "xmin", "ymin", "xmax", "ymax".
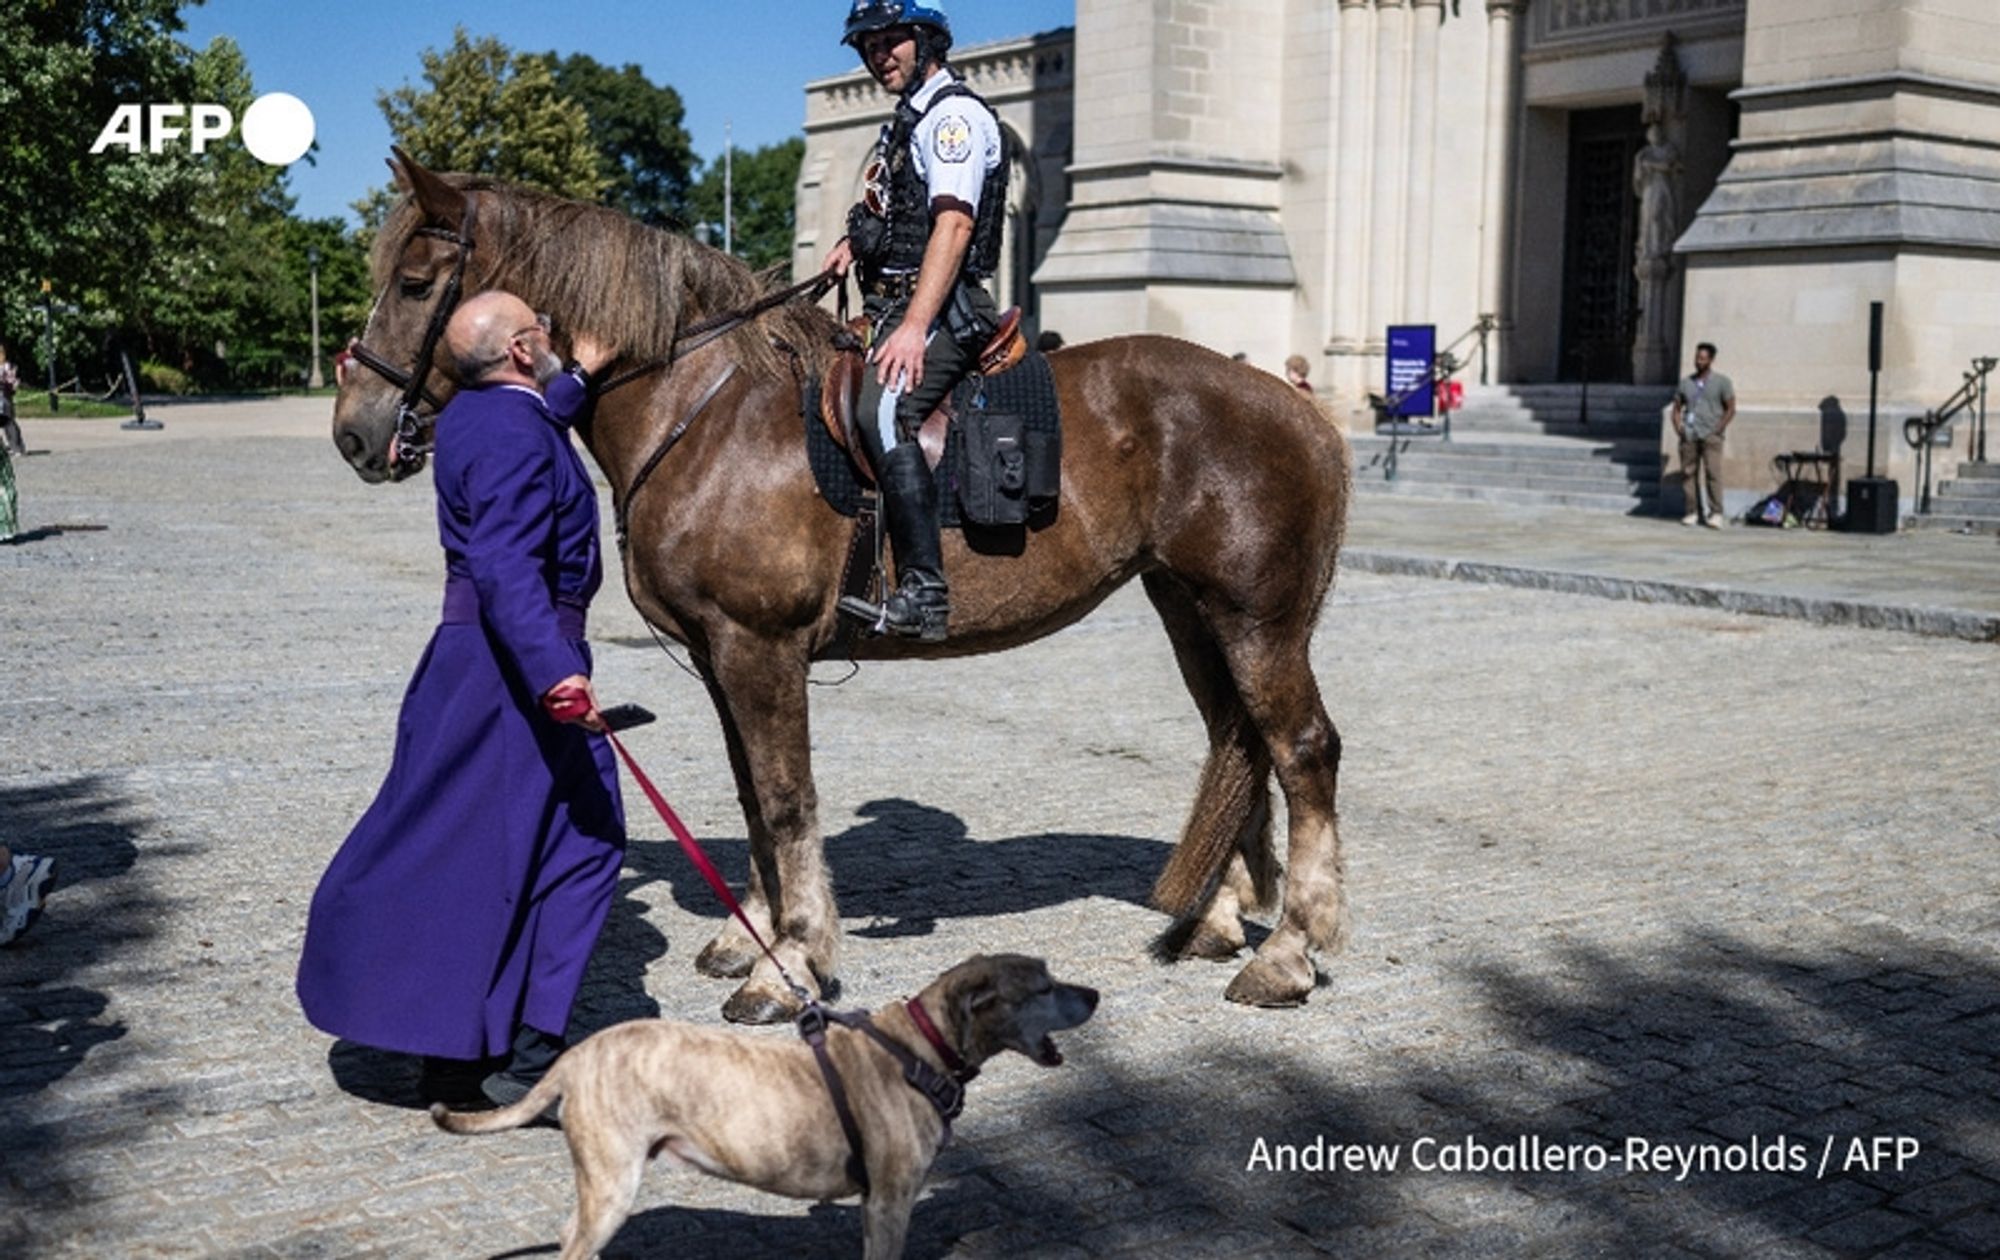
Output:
[{"xmin": 2, "ymin": 399, "xmax": 1997, "ymax": 1257}]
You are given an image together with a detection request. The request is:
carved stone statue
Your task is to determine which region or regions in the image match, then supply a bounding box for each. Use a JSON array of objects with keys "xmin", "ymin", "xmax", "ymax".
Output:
[
  {"xmin": 1634, "ymin": 121, "xmax": 1682, "ymax": 265},
  {"xmin": 1633, "ymin": 35, "xmax": 1690, "ymax": 385}
]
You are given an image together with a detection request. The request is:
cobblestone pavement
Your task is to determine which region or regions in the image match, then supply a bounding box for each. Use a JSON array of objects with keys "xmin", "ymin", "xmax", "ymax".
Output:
[{"xmin": 2, "ymin": 400, "xmax": 1997, "ymax": 1258}]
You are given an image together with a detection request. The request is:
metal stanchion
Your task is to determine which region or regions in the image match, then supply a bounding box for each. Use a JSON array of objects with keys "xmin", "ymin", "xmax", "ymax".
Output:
[{"xmin": 119, "ymin": 347, "xmax": 161, "ymax": 432}]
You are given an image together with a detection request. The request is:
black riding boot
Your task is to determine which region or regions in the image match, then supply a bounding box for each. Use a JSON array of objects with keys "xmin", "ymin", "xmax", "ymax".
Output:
[{"xmin": 839, "ymin": 441, "xmax": 949, "ymax": 641}]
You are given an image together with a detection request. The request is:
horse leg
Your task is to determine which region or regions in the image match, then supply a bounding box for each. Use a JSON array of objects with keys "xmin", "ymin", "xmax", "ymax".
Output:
[
  {"xmin": 1188, "ymin": 812, "xmax": 1279, "ymax": 961},
  {"xmin": 704, "ymin": 631, "xmax": 839, "ymax": 1025},
  {"xmin": 691, "ymin": 668, "xmax": 777, "ymax": 980},
  {"xmin": 1213, "ymin": 621, "xmax": 1346, "ymax": 1008},
  {"xmin": 1143, "ymin": 573, "xmax": 1278, "ymax": 962}
]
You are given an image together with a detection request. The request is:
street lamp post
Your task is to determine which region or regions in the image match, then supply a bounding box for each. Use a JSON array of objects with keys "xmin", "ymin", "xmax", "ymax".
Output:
[{"xmin": 307, "ymin": 246, "xmax": 325, "ymax": 390}]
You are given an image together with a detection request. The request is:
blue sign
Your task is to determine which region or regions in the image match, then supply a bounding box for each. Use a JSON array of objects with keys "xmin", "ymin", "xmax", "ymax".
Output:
[{"xmin": 1386, "ymin": 325, "xmax": 1436, "ymax": 418}]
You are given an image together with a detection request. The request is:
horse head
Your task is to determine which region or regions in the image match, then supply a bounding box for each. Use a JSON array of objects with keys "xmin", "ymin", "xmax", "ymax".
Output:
[{"xmin": 333, "ymin": 148, "xmax": 485, "ymax": 483}]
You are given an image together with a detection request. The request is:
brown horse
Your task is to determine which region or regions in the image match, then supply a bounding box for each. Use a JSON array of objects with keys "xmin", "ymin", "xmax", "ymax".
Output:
[{"xmin": 333, "ymin": 153, "xmax": 1352, "ymax": 1023}]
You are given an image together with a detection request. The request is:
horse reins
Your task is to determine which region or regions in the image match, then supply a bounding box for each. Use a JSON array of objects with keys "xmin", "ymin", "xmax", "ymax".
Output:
[
  {"xmin": 591, "ymin": 267, "xmax": 843, "ymax": 398},
  {"xmin": 345, "ymin": 192, "xmax": 839, "ymax": 487},
  {"xmin": 603, "ymin": 267, "xmax": 846, "ymax": 553},
  {"xmin": 345, "ymin": 193, "xmax": 482, "ymax": 480}
]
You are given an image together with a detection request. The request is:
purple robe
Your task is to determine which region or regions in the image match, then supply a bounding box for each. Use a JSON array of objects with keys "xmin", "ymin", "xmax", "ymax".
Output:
[{"xmin": 297, "ymin": 373, "xmax": 626, "ymax": 1059}]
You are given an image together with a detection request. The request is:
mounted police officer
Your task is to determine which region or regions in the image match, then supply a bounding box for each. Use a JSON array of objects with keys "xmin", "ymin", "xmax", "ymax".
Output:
[{"xmin": 826, "ymin": 0, "xmax": 1007, "ymax": 642}]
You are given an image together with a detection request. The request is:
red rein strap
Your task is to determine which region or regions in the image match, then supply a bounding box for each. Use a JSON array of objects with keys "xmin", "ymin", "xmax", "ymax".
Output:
[{"xmin": 544, "ymin": 686, "xmax": 806, "ymax": 1002}]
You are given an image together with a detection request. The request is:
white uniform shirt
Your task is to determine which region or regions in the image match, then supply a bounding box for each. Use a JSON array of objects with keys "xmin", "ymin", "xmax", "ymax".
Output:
[{"xmin": 907, "ymin": 69, "xmax": 1003, "ymax": 216}]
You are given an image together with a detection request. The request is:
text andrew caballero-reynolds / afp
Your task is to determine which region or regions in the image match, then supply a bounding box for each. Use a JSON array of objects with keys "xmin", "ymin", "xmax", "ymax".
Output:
[{"xmin": 1245, "ymin": 1133, "xmax": 1922, "ymax": 1182}]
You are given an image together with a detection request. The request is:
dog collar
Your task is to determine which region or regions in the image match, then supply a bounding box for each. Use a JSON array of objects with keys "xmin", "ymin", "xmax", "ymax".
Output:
[{"xmin": 905, "ymin": 996, "xmax": 975, "ymax": 1081}]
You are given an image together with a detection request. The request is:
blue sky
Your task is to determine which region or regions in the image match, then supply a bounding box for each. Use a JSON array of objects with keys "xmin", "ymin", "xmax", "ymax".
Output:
[{"xmin": 181, "ymin": 0, "xmax": 1077, "ymax": 226}]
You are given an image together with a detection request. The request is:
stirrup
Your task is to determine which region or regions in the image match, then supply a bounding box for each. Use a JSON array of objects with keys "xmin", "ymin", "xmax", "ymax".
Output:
[{"xmin": 838, "ymin": 580, "xmax": 948, "ymax": 642}]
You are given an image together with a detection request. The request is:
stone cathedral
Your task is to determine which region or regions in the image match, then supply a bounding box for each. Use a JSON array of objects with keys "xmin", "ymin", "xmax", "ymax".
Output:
[{"xmin": 796, "ymin": 1, "xmax": 2000, "ymax": 515}]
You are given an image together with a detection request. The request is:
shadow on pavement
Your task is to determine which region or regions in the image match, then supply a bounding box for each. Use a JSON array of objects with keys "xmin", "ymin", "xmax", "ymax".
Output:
[
  {"xmin": 914, "ymin": 928, "xmax": 1999, "ymax": 1258},
  {"xmin": 0, "ymin": 775, "xmax": 156, "ymax": 1214},
  {"xmin": 624, "ymin": 797, "xmax": 1167, "ymax": 942},
  {"xmin": 509, "ymin": 929, "xmax": 1999, "ymax": 1257}
]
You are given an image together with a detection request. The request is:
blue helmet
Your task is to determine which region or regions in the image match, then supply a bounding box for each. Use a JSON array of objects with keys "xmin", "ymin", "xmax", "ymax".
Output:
[{"xmin": 842, "ymin": 0, "xmax": 952, "ymax": 50}]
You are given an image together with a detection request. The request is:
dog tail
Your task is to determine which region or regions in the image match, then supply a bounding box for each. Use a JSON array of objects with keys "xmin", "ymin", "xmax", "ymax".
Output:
[{"xmin": 429, "ymin": 1073, "xmax": 564, "ymax": 1136}]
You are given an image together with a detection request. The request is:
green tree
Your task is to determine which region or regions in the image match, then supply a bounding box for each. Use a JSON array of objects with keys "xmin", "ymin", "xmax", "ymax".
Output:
[
  {"xmin": 0, "ymin": 0, "xmax": 199, "ymax": 384},
  {"xmin": 539, "ymin": 52, "xmax": 695, "ymax": 228},
  {"xmin": 0, "ymin": 2, "xmax": 368, "ymax": 392},
  {"xmin": 686, "ymin": 137, "xmax": 804, "ymax": 272},
  {"xmin": 359, "ymin": 27, "xmax": 605, "ymax": 229},
  {"xmin": 138, "ymin": 36, "xmax": 300, "ymax": 385}
]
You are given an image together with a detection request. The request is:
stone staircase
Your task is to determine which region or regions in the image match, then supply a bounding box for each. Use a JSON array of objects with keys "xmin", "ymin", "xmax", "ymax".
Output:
[
  {"xmin": 1912, "ymin": 460, "xmax": 2000, "ymax": 534},
  {"xmin": 1349, "ymin": 383, "xmax": 1673, "ymax": 514}
]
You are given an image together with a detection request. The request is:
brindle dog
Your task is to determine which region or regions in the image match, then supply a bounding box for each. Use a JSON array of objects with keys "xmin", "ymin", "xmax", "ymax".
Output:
[{"xmin": 433, "ymin": 954, "xmax": 1098, "ymax": 1260}]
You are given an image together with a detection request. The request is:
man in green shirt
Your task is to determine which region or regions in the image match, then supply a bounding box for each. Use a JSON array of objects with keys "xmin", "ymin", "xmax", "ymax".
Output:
[{"xmin": 1671, "ymin": 341, "xmax": 1736, "ymax": 528}]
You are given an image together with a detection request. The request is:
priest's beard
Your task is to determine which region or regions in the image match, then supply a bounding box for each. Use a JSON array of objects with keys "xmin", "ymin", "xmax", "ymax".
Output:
[{"xmin": 532, "ymin": 348, "xmax": 563, "ymax": 387}]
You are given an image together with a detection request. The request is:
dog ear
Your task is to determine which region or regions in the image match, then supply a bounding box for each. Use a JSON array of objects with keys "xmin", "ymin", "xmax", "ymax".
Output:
[{"xmin": 957, "ymin": 980, "xmax": 998, "ymax": 1034}]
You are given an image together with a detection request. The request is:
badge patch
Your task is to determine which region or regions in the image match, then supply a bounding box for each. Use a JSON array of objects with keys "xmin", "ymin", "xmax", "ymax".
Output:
[
  {"xmin": 933, "ymin": 114, "xmax": 973, "ymax": 164},
  {"xmin": 862, "ymin": 155, "xmax": 889, "ymax": 217}
]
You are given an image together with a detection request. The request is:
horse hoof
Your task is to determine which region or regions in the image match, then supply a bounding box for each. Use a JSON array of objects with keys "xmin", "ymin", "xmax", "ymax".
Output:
[
  {"xmin": 1178, "ymin": 927, "xmax": 1245, "ymax": 963},
  {"xmin": 723, "ymin": 983, "xmax": 803, "ymax": 1026},
  {"xmin": 695, "ymin": 938, "xmax": 756, "ymax": 979},
  {"xmin": 1224, "ymin": 954, "xmax": 1313, "ymax": 1008}
]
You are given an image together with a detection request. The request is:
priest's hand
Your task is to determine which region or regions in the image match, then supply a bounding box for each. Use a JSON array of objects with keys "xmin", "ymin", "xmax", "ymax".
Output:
[{"xmin": 542, "ymin": 675, "xmax": 605, "ymax": 731}]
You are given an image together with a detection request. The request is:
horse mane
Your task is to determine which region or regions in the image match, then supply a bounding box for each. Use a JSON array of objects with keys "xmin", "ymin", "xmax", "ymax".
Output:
[{"xmin": 372, "ymin": 174, "xmax": 838, "ymax": 382}]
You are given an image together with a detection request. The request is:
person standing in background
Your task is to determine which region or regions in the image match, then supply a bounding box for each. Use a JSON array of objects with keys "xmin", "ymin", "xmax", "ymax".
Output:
[
  {"xmin": 0, "ymin": 343, "xmax": 24, "ymax": 456},
  {"xmin": 1671, "ymin": 341, "xmax": 1736, "ymax": 528}
]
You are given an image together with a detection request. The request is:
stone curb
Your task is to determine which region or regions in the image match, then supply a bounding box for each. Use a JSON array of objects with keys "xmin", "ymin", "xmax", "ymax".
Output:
[{"xmin": 1341, "ymin": 549, "xmax": 2000, "ymax": 644}]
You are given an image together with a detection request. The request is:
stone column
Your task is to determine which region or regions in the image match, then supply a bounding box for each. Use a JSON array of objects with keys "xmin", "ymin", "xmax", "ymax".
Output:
[
  {"xmin": 1365, "ymin": 0, "xmax": 1411, "ymax": 352},
  {"xmin": 1403, "ymin": 0, "xmax": 1444, "ymax": 325},
  {"xmin": 1476, "ymin": 0, "xmax": 1523, "ymax": 378},
  {"xmin": 1328, "ymin": 0, "xmax": 1375, "ymax": 381},
  {"xmin": 1035, "ymin": 0, "xmax": 1295, "ymax": 355}
]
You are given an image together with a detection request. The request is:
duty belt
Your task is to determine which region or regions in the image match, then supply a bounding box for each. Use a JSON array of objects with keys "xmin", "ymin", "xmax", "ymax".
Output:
[{"xmin": 860, "ymin": 271, "xmax": 919, "ymax": 302}]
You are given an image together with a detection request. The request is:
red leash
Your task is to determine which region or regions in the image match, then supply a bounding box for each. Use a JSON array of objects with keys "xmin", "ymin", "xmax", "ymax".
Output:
[
  {"xmin": 545, "ymin": 687, "xmax": 811, "ymax": 1003},
  {"xmin": 546, "ymin": 686, "xmax": 970, "ymax": 1193}
]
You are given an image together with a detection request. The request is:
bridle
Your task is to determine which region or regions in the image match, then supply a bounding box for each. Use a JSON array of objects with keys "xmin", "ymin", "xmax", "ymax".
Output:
[
  {"xmin": 342, "ymin": 181, "xmax": 840, "ymax": 488},
  {"xmin": 344, "ymin": 192, "xmax": 481, "ymax": 479}
]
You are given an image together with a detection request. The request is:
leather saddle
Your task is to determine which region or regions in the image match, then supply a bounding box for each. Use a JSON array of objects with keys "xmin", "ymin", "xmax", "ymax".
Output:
[{"xmin": 820, "ymin": 307, "xmax": 1026, "ymax": 484}]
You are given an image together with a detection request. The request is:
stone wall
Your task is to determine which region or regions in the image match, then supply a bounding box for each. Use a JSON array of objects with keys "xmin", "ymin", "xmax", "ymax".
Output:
[{"xmin": 1678, "ymin": 0, "xmax": 2000, "ymax": 511}]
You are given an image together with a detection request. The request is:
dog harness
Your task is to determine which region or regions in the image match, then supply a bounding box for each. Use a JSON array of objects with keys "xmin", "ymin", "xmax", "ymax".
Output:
[{"xmin": 798, "ymin": 995, "xmax": 977, "ymax": 1195}]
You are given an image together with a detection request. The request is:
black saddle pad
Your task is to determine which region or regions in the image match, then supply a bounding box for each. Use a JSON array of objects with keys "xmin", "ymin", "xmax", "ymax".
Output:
[{"xmin": 804, "ymin": 350, "xmax": 1062, "ymax": 526}]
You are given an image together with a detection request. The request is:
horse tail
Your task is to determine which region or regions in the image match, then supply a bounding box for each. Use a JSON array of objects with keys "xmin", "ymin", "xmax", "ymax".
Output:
[
  {"xmin": 1142, "ymin": 572, "xmax": 1275, "ymax": 919},
  {"xmin": 1151, "ymin": 708, "xmax": 1271, "ymax": 918},
  {"xmin": 429, "ymin": 1071, "xmax": 565, "ymax": 1135}
]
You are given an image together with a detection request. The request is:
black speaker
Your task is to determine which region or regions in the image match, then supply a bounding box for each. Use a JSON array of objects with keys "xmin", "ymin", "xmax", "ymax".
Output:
[
  {"xmin": 1844, "ymin": 476, "xmax": 1900, "ymax": 534},
  {"xmin": 1869, "ymin": 301, "xmax": 1884, "ymax": 373}
]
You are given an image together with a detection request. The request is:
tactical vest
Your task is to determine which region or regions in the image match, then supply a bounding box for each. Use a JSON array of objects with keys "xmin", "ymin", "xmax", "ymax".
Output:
[{"xmin": 851, "ymin": 79, "xmax": 1008, "ymax": 281}]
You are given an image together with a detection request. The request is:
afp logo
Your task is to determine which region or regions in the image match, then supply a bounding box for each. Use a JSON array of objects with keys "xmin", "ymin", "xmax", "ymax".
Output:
[{"xmin": 91, "ymin": 92, "xmax": 316, "ymax": 167}]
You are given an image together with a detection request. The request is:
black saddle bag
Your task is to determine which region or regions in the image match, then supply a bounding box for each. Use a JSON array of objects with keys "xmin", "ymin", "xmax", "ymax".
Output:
[{"xmin": 956, "ymin": 407, "xmax": 1060, "ymax": 527}]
